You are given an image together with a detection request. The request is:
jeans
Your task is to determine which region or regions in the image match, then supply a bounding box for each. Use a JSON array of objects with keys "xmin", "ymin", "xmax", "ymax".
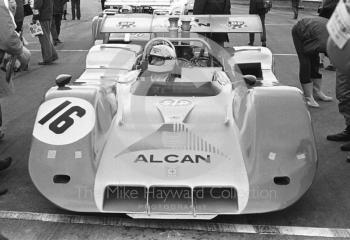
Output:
[
  {"xmin": 38, "ymin": 20, "xmax": 58, "ymax": 62},
  {"xmin": 51, "ymin": 14, "xmax": 62, "ymax": 41}
]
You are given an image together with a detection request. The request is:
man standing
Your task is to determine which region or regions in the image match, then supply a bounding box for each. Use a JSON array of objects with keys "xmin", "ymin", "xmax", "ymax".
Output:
[
  {"xmin": 33, "ymin": 0, "xmax": 58, "ymax": 65},
  {"xmin": 291, "ymin": 17, "xmax": 333, "ymax": 108},
  {"xmin": 71, "ymin": 0, "xmax": 80, "ymax": 20},
  {"xmin": 292, "ymin": 0, "xmax": 300, "ymax": 19},
  {"xmin": 51, "ymin": 0, "xmax": 68, "ymax": 46},
  {"xmin": 248, "ymin": 0, "xmax": 269, "ymax": 47},
  {"xmin": 193, "ymin": 0, "xmax": 231, "ymax": 46},
  {"xmin": 326, "ymin": 0, "xmax": 350, "ymax": 151},
  {"xmin": 101, "ymin": 0, "xmax": 105, "ymax": 10},
  {"xmin": 0, "ymin": 0, "xmax": 30, "ymax": 195}
]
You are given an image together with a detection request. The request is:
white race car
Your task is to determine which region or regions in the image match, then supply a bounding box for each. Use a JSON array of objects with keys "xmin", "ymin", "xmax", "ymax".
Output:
[{"xmin": 29, "ymin": 14, "xmax": 317, "ymax": 219}]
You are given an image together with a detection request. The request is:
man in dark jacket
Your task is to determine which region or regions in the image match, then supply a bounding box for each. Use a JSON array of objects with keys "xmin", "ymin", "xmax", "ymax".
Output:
[
  {"xmin": 249, "ymin": 0, "xmax": 268, "ymax": 47},
  {"xmin": 33, "ymin": 0, "xmax": 58, "ymax": 65},
  {"xmin": 51, "ymin": 0, "xmax": 68, "ymax": 45},
  {"xmin": 193, "ymin": 0, "xmax": 231, "ymax": 46},
  {"xmin": 291, "ymin": 17, "xmax": 332, "ymax": 108}
]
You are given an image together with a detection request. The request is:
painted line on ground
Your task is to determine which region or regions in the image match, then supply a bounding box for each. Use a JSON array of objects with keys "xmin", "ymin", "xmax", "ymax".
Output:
[{"xmin": 0, "ymin": 210, "xmax": 349, "ymax": 238}]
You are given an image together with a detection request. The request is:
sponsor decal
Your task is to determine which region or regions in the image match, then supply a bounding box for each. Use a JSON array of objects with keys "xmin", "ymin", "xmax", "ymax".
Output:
[
  {"xmin": 33, "ymin": 97, "xmax": 95, "ymax": 145},
  {"xmin": 159, "ymin": 99, "xmax": 192, "ymax": 107},
  {"xmin": 134, "ymin": 154, "xmax": 211, "ymax": 163},
  {"xmin": 227, "ymin": 20, "xmax": 247, "ymax": 29},
  {"xmin": 118, "ymin": 21, "xmax": 136, "ymax": 29}
]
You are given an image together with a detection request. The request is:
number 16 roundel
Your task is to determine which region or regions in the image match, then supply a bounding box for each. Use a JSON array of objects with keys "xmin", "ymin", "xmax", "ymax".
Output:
[{"xmin": 33, "ymin": 97, "xmax": 96, "ymax": 145}]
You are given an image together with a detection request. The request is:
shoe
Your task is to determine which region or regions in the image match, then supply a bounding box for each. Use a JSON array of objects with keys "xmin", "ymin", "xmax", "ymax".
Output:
[
  {"xmin": 325, "ymin": 65, "xmax": 336, "ymax": 71},
  {"xmin": 327, "ymin": 127, "xmax": 350, "ymax": 141},
  {"xmin": 313, "ymin": 78, "xmax": 333, "ymax": 102},
  {"xmin": 301, "ymin": 83, "xmax": 320, "ymax": 108},
  {"xmin": 38, "ymin": 61, "xmax": 53, "ymax": 65},
  {"xmin": 305, "ymin": 97, "xmax": 320, "ymax": 108},
  {"xmin": 248, "ymin": 42, "xmax": 253, "ymax": 46},
  {"xmin": 262, "ymin": 42, "xmax": 267, "ymax": 47},
  {"xmin": 340, "ymin": 142, "xmax": 350, "ymax": 151},
  {"xmin": 0, "ymin": 188, "xmax": 8, "ymax": 196},
  {"xmin": 0, "ymin": 157, "xmax": 12, "ymax": 171}
]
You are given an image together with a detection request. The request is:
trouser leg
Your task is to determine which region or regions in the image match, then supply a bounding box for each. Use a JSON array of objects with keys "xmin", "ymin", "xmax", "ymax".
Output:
[
  {"xmin": 76, "ymin": 0, "xmax": 81, "ymax": 19},
  {"xmin": 249, "ymin": 33, "xmax": 254, "ymax": 44},
  {"xmin": 336, "ymin": 70, "xmax": 350, "ymax": 126},
  {"xmin": 55, "ymin": 14, "xmax": 62, "ymax": 36},
  {"xmin": 15, "ymin": 21, "xmax": 23, "ymax": 33},
  {"xmin": 259, "ymin": 13, "xmax": 266, "ymax": 44},
  {"xmin": 71, "ymin": 0, "xmax": 76, "ymax": 20},
  {"xmin": 51, "ymin": 16, "xmax": 58, "ymax": 42},
  {"xmin": 292, "ymin": 26, "xmax": 311, "ymax": 84},
  {"xmin": 38, "ymin": 21, "xmax": 57, "ymax": 62}
]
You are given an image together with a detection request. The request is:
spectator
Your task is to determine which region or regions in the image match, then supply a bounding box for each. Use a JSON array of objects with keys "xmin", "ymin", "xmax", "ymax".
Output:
[
  {"xmin": 292, "ymin": 0, "xmax": 300, "ymax": 19},
  {"xmin": 101, "ymin": 0, "xmax": 105, "ymax": 10},
  {"xmin": 319, "ymin": 0, "xmax": 338, "ymax": 71},
  {"xmin": 193, "ymin": 0, "xmax": 231, "ymax": 47},
  {"xmin": 248, "ymin": 0, "xmax": 269, "ymax": 47},
  {"xmin": 62, "ymin": 1, "xmax": 66, "ymax": 20},
  {"xmin": 291, "ymin": 17, "xmax": 333, "ymax": 108},
  {"xmin": 14, "ymin": 0, "xmax": 24, "ymax": 32},
  {"xmin": 319, "ymin": 0, "xmax": 338, "ymax": 19},
  {"xmin": 33, "ymin": 0, "xmax": 58, "ymax": 65},
  {"xmin": 326, "ymin": 0, "xmax": 350, "ymax": 151},
  {"xmin": 71, "ymin": 0, "xmax": 80, "ymax": 20},
  {"xmin": 0, "ymin": 0, "xmax": 30, "ymax": 195},
  {"xmin": 51, "ymin": 0, "xmax": 68, "ymax": 46}
]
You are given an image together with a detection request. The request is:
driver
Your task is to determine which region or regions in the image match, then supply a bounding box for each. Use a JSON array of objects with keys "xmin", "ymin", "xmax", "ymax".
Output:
[{"xmin": 147, "ymin": 45, "xmax": 177, "ymax": 82}]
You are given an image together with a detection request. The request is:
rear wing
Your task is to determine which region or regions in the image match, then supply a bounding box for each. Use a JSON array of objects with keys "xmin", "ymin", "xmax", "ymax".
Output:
[
  {"xmin": 105, "ymin": 0, "xmax": 173, "ymax": 11},
  {"xmin": 105, "ymin": 0, "xmax": 172, "ymax": 7},
  {"xmin": 99, "ymin": 14, "xmax": 263, "ymax": 34}
]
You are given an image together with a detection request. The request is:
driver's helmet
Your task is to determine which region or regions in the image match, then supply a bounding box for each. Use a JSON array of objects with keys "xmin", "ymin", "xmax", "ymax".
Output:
[
  {"xmin": 148, "ymin": 45, "xmax": 176, "ymax": 73},
  {"xmin": 121, "ymin": 5, "xmax": 132, "ymax": 13}
]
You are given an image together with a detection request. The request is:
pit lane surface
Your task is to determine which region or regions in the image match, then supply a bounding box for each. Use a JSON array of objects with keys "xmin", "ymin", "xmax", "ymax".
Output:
[{"xmin": 0, "ymin": 1, "xmax": 349, "ymax": 239}]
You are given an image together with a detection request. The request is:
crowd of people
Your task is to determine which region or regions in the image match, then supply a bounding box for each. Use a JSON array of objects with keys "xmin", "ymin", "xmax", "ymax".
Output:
[{"xmin": 0, "ymin": 0, "xmax": 349, "ymax": 196}]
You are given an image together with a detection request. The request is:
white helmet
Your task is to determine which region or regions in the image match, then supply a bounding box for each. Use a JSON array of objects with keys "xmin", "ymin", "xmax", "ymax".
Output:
[
  {"xmin": 121, "ymin": 5, "xmax": 132, "ymax": 13},
  {"xmin": 148, "ymin": 45, "xmax": 176, "ymax": 73}
]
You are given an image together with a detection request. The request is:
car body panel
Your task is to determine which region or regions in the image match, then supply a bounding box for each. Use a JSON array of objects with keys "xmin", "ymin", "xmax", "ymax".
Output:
[{"xmin": 29, "ymin": 14, "xmax": 317, "ymax": 219}]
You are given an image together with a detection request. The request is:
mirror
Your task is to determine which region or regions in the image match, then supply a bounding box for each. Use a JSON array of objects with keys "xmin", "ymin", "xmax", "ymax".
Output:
[{"xmin": 243, "ymin": 74, "xmax": 257, "ymax": 86}]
